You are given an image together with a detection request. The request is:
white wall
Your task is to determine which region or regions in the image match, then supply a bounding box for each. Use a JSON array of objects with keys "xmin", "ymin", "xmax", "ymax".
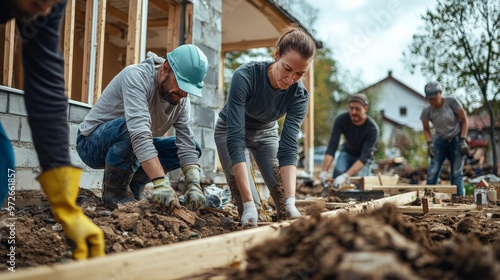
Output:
[{"xmin": 373, "ymin": 80, "xmax": 427, "ymax": 132}]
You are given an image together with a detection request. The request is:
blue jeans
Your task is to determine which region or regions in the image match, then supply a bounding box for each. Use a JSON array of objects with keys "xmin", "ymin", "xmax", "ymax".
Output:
[
  {"xmin": 427, "ymin": 135, "xmax": 465, "ymax": 196},
  {"xmin": 0, "ymin": 123, "xmax": 15, "ymax": 204},
  {"xmin": 76, "ymin": 117, "xmax": 201, "ymax": 172},
  {"xmin": 333, "ymin": 151, "xmax": 372, "ymax": 178}
]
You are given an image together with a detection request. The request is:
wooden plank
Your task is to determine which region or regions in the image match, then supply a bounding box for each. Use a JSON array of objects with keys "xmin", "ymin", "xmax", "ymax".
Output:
[
  {"xmin": 80, "ymin": 0, "xmax": 94, "ymax": 104},
  {"xmin": 370, "ymin": 185, "xmax": 457, "ymax": 195},
  {"xmin": 149, "ymin": 0, "xmax": 170, "ymax": 12},
  {"xmin": 352, "ymin": 175, "xmax": 399, "ymax": 190},
  {"xmin": 3, "ymin": 19, "xmax": 15, "ymax": 87},
  {"xmin": 172, "ymin": 4, "xmax": 181, "ymax": 48},
  {"xmin": 0, "ymin": 192, "xmax": 417, "ymax": 280},
  {"xmin": 184, "ymin": 3, "xmax": 193, "ymax": 44},
  {"xmin": 148, "ymin": 19, "xmax": 169, "ymax": 28},
  {"xmin": 396, "ymin": 204, "xmax": 476, "ymax": 214},
  {"xmin": 295, "ymin": 199, "xmax": 325, "ymax": 209},
  {"xmin": 336, "ymin": 190, "xmax": 385, "ymax": 201},
  {"xmin": 107, "ymin": 5, "xmax": 128, "ymax": 24},
  {"xmin": 92, "ymin": 0, "xmax": 107, "ymax": 104},
  {"xmin": 166, "ymin": 3, "xmax": 175, "ymax": 51},
  {"xmin": 126, "ymin": 0, "xmax": 143, "ymax": 65},
  {"xmin": 63, "ymin": 0, "xmax": 75, "ymax": 98},
  {"xmin": 301, "ymin": 67, "xmax": 314, "ymax": 174}
]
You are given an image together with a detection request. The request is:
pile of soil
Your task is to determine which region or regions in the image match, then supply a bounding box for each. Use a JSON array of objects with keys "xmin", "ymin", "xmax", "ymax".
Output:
[
  {"xmin": 0, "ymin": 189, "xmax": 242, "ymax": 270},
  {"xmin": 222, "ymin": 204, "xmax": 500, "ymax": 280}
]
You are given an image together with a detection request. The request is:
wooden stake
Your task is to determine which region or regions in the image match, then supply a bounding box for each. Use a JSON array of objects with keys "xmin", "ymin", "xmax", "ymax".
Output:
[{"xmin": 422, "ymin": 198, "xmax": 429, "ymax": 214}]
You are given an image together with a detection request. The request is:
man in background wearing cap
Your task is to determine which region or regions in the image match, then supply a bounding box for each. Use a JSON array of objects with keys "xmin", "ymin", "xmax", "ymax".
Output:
[
  {"xmin": 421, "ymin": 81, "xmax": 469, "ymax": 196},
  {"xmin": 77, "ymin": 45, "xmax": 209, "ymax": 211},
  {"xmin": 319, "ymin": 93, "xmax": 379, "ymax": 189}
]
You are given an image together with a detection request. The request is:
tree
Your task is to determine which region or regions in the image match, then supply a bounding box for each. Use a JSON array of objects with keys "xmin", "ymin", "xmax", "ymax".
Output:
[{"xmin": 404, "ymin": 0, "xmax": 500, "ymax": 174}]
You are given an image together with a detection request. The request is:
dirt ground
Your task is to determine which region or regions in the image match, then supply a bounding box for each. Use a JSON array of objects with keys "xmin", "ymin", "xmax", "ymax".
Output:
[
  {"xmin": 0, "ymin": 188, "xmax": 244, "ymax": 270},
  {"xmin": 2, "ymin": 183, "xmax": 500, "ymax": 279}
]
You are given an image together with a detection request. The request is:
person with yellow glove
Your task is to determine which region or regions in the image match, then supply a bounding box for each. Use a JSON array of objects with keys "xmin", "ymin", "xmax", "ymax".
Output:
[
  {"xmin": 38, "ymin": 167, "xmax": 105, "ymax": 259},
  {"xmin": 0, "ymin": 0, "xmax": 105, "ymax": 259},
  {"xmin": 77, "ymin": 45, "xmax": 209, "ymax": 210}
]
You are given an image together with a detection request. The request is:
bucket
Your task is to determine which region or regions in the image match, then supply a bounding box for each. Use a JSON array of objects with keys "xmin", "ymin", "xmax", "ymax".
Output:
[{"xmin": 487, "ymin": 188, "xmax": 497, "ymax": 203}]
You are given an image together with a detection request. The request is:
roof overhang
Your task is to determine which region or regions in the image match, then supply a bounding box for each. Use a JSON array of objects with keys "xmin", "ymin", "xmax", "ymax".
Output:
[{"xmin": 222, "ymin": 0, "xmax": 296, "ymax": 52}]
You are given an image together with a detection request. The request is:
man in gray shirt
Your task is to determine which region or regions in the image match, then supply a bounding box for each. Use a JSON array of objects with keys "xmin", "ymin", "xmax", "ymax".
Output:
[
  {"xmin": 420, "ymin": 81, "xmax": 469, "ymax": 196},
  {"xmin": 77, "ymin": 44, "xmax": 208, "ymax": 211}
]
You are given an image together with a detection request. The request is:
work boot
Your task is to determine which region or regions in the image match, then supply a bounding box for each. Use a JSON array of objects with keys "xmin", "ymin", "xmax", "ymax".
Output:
[
  {"xmin": 102, "ymin": 163, "xmax": 136, "ymax": 208},
  {"xmin": 227, "ymin": 173, "xmax": 243, "ymax": 218},
  {"xmin": 129, "ymin": 170, "xmax": 150, "ymax": 200}
]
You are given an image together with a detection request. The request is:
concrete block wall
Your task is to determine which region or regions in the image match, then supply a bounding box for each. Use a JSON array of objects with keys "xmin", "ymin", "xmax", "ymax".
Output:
[
  {"xmin": 0, "ymin": 86, "xmax": 103, "ymax": 191},
  {"xmin": 191, "ymin": 0, "xmax": 223, "ymax": 180}
]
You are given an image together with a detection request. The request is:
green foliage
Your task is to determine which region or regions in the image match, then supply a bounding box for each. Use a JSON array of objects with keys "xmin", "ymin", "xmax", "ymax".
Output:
[
  {"xmin": 403, "ymin": 0, "xmax": 500, "ymax": 112},
  {"xmin": 391, "ymin": 128, "xmax": 428, "ymax": 167}
]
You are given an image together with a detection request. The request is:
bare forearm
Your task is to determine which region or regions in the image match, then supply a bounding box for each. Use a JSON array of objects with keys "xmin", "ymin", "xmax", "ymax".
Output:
[
  {"xmin": 280, "ymin": 165, "xmax": 297, "ymax": 197},
  {"xmin": 232, "ymin": 162, "xmax": 253, "ymax": 202},
  {"xmin": 321, "ymin": 154, "xmax": 334, "ymax": 172},
  {"xmin": 345, "ymin": 160, "xmax": 365, "ymax": 177},
  {"xmin": 141, "ymin": 157, "xmax": 165, "ymax": 180}
]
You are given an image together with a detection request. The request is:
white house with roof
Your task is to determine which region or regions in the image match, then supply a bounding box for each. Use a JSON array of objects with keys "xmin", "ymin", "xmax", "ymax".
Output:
[{"xmin": 358, "ymin": 71, "xmax": 428, "ymax": 144}]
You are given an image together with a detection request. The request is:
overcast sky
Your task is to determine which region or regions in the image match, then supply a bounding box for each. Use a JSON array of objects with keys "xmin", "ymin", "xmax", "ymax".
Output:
[{"xmin": 305, "ymin": 0, "xmax": 437, "ymax": 94}]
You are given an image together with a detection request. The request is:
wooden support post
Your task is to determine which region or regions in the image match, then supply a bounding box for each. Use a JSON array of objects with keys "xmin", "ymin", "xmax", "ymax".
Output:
[
  {"xmin": 92, "ymin": 0, "xmax": 107, "ymax": 103},
  {"xmin": 63, "ymin": 0, "xmax": 75, "ymax": 98},
  {"xmin": 422, "ymin": 198, "xmax": 429, "ymax": 214},
  {"xmin": 81, "ymin": 0, "xmax": 93, "ymax": 104},
  {"xmin": 3, "ymin": 19, "xmax": 15, "ymax": 87},
  {"xmin": 126, "ymin": 0, "xmax": 143, "ymax": 65},
  {"xmin": 0, "ymin": 192, "xmax": 418, "ymax": 280},
  {"xmin": 301, "ymin": 65, "xmax": 315, "ymax": 174},
  {"xmin": 184, "ymin": 3, "xmax": 193, "ymax": 44}
]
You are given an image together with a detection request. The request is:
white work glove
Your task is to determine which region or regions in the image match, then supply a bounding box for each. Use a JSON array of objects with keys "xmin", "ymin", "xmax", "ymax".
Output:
[
  {"xmin": 241, "ymin": 201, "xmax": 258, "ymax": 227},
  {"xmin": 333, "ymin": 173, "xmax": 349, "ymax": 189},
  {"xmin": 319, "ymin": 171, "xmax": 328, "ymax": 186},
  {"xmin": 285, "ymin": 196, "xmax": 301, "ymax": 219}
]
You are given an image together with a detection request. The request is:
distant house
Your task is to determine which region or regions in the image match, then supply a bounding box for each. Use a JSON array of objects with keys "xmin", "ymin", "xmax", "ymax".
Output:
[{"xmin": 357, "ymin": 71, "xmax": 427, "ymax": 144}]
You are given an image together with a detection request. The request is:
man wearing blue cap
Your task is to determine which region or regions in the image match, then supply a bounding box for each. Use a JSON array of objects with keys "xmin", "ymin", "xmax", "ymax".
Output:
[
  {"xmin": 77, "ymin": 45, "xmax": 209, "ymax": 211},
  {"xmin": 421, "ymin": 81, "xmax": 469, "ymax": 196}
]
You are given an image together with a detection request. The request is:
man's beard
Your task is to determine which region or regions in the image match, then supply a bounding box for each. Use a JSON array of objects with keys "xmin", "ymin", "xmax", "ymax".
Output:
[
  {"xmin": 161, "ymin": 71, "xmax": 179, "ymax": 105},
  {"xmin": 162, "ymin": 88, "xmax": 179, "ymax": 105}
]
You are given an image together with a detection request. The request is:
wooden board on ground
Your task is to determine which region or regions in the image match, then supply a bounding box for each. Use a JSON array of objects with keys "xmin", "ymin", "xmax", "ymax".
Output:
[
  {"xmin": 370, "ymin": 185, "xmax": 457, "ymax": 195},
  {"xmin": 335, "ymin": 190, "xmax": 385, "ymax": 201},
  {"xmin": 1, "ymin": 192, "xmax": 418, "ymax": 280},
  {"xmin": 396, "ymin": 204, "xmax": 477, "ymax": 214},
  {"xmin": 349, "ymin": 175, "xmax": 399, "ymax": 190}
]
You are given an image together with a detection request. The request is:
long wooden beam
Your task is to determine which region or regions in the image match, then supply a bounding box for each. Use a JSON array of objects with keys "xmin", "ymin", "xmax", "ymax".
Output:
[
  {"xmin": 126, "ymin": 0, "xmax": 143, "ymax": 65},
  {"xmin": 370, "ymin": 185, "xmax": 457, "ymax": 194},
  {"xmin": 3, "ymin": 19, "xmax": 15, "ymax": 87},
  {"xmin": 80, "ymin": 0, "xmax": 93, "ymax": 104},
  {"xmin": 92, "ymin": 0, "xmax": 107, "ymax": 103},
  {"xmin": 1, "ymin": 192, "xmax": 417, "ymax": 280},
  {"xmin": 63, "ymin": 0, "xmax": 75, "ymax": 98},
  {"xmin": 396, "ymin": 204, "xmax": 477, "ymax": 214}
]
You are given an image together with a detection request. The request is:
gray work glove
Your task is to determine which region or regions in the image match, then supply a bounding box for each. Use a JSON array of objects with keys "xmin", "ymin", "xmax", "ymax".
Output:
[
  {"xmin": 241, "ymin": 201, "xmax": 258, "ymax": 227},
  {"xmin": 152, "ymin": 177, "xmax": 178, "ymax": 212},
  {"xmin": 285, "ymin": 196, "xmax": 301, "ymax": 219},
  {"xmin": 333, "ymin": 173, "xmax": 348, "ymax": 189},
  {"xmin": 181, "ymin": 165, "xmax": 206, "ymax": 211},
  {"xmin": 459, "ymin": 138, "xmax": 470, "ymax": 155},
  {"xmin": 319, "ymin": 171, "xmax": 328, "ymax": 186},
  {"xmin": 427, "ymin": 141, "xmax": 435, "ymax": 158}
]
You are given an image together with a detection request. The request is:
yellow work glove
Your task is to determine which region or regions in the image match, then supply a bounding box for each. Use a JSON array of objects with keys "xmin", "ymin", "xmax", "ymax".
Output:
[
  {"xmin": 181, "ymin": 165, "xmax": 205, "ymax": 211},
  {"xmin": 38, "ymin": 166, "xmax": 105, "ymax": 260},
  {"xmin": 152, "ymin": 176, "xmax": 178, "ymax": 212}
]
